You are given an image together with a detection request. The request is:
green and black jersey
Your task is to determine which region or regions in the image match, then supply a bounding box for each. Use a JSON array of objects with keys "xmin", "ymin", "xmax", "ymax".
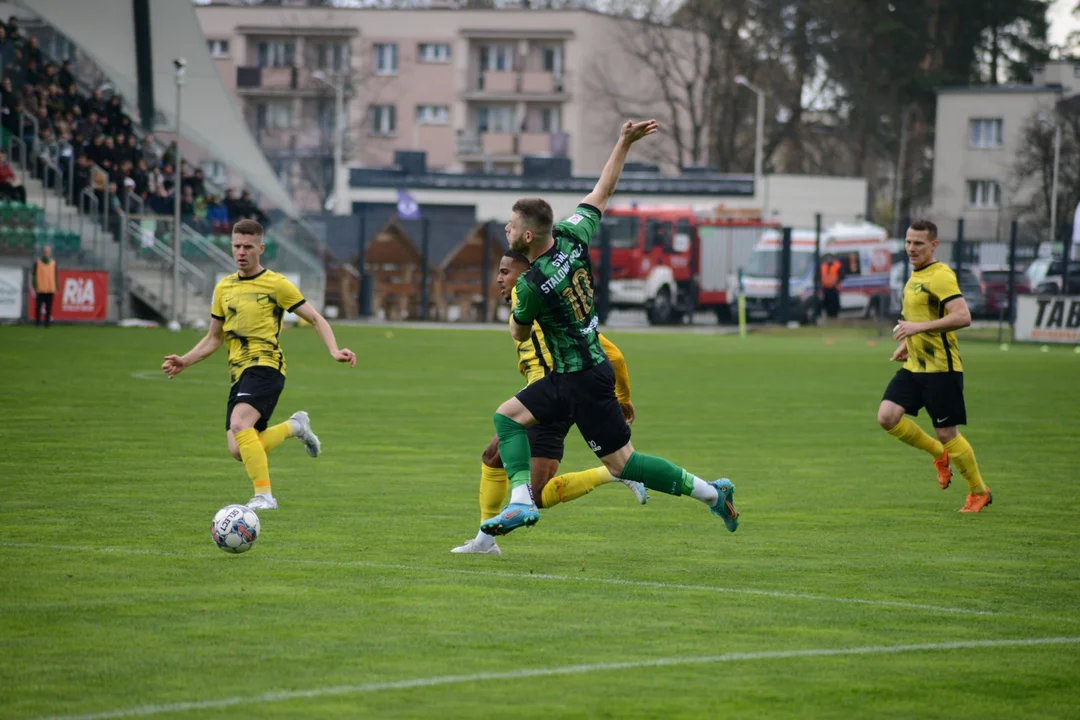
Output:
[{"xmin": 512, "ymin": 203, "xmax": 608, "ymax": 373}]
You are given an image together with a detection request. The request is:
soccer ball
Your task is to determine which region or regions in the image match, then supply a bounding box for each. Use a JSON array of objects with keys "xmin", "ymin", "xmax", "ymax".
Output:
[{"xmin": 211, "ymin": 504, "xmax": 260, "ymax": 554}]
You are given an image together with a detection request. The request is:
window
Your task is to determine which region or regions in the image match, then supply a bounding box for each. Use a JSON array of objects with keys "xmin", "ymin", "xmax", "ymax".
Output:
[
  {"xmin": 416, "ymin": 105, "xmax": 449, "ymax": 125},
  {"xmin": 969, "ymin": 118, "xmax": 1003, "ymax": 148},
  {"xmin": 314, "ymin": 98, "xmax": 337, "ymax": 134},
  {"xmin": 418, "ymin": 43, "xmax": 451, "ymax": 63},
  {"xmin": 539, "ymin": 107, "xmax": 560, "ymax": 133},
  {"xmin": 481, "ymin": 45, "xmax": 515, "ymax": 72},
  {"xmin": 370, "ymin": 104, "xmax": 396, "ymax": 136},
  {"xmin": 207, "ymin": 39, "xmax": 229, "ymax": 59},
  {"xmin": 374, "ymin": 43, "xmax": 398, "ymax": 75},
  {"xmin": 541, "ymin": 45, "xmax": 563, "ymax": 76},
  {"xmin": 967, "ymin": 180, "xmax": 1001, "ymax": 209},
  {"xmin": 315, "ymin": 42, "xmax": 350, "ymax": 72},
  {"xmin": 256, "ymin": 101, "xmax": 293, "ymax": 130},
  {"xmin": 601, "ymin": 215, "xmax": 640, "ymax": 249},
  {"xmin": 256, "ymin": 41, "xmax": 295, "ymax": 68},
  {"xmin": 270, "ymin": 158, "xmax": 292, "ymax": 190},
  {"xmin": 477, "ymin": 105, "xmax": 515, "ymax": 133}
]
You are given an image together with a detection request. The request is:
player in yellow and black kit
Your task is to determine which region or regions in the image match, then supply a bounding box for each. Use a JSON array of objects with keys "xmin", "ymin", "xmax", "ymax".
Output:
[
  {"xmin": 162, "ymin": 219, "xmax": 356, "ymax": 511},
  {"xmin": 451, "ymin": 249, "xmax": 647, "ymax": 555},
  {"xmin": 877, "ymin": 220, "xmax": 991, "ymax": 513}
]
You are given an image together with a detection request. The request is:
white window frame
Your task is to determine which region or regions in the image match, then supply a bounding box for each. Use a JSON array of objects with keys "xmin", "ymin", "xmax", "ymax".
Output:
[
  {"xmin": 257, "ymin": 101, "xmax": 293, "ymax": 130},
  {"xmin": 418, "ymin": 43, "xmax": 451, "ymax": 63},
  {"xmin": 966, "ymin": 180, "xmax": 1001, "ymax": 209},
  {"xmin": 482, "ymin": 45, "xmax": 515, "ymax": 72},
  {"xmin": 316, "ymin": 42, "xmax": 350, "ymax": 72},
  {"xmin": 374, "ymin": 43, "xmax": 398, "ymax": 75},
  {"xmin": 541, "ymin": 45, "xmax": 564, "ymax": 77},
  {"xmin": 539, "ymin": 107, "xmax": 560, "ymax": 133},
  {"xmin": 416, "ymin": 105, "xmax": 449, "ymax": 125},
  {"xmin": 257, "ymin": 41, "xmax": 294, "ymax": 68},
  {"xmin": 478, "ymin": 105, "xmax": 515, "ymax": 134},
  {"xmin": 207, "ymin": 39, "xmax": 230, "ymax": 60},
  {"xmin": 371, "ymin": 104, "xmax": 396, "ymax": 136},
  {"xmin": 969, "ymin": 118, "xmax": 1003, "ymax": 148}
]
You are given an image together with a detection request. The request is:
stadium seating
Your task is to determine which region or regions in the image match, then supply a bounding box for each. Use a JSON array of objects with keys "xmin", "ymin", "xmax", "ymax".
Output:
[{"xmin": 0, "ymin": 200, "xmax": 80, "ymax": 255}]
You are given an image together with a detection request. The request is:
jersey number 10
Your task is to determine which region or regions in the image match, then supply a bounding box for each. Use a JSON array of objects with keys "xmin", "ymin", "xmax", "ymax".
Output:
[{"xmin": 561, "ymin": 268, "xmax": 594, "ymax": 322}]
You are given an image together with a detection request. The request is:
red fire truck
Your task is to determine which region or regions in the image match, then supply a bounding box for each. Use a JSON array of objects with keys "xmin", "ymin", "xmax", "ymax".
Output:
[{"xmin": 592, "ymin": 205, "xmax": 777, "ymax": 324}]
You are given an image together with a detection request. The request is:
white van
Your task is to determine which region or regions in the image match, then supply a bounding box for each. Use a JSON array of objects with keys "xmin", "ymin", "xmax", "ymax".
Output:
[{"xmin": 740, "ymin": 222, "xmax": 892, "ymax": 322}]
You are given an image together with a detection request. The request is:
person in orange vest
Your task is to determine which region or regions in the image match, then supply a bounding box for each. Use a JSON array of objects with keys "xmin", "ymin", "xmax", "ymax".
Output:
[
  {"xmin": 820, "ymin": 254, "xmax": 844, "ymax": 319},
  {"xmin": 32, "ymin": 245, "xmax": 57, "ymax": 328}
]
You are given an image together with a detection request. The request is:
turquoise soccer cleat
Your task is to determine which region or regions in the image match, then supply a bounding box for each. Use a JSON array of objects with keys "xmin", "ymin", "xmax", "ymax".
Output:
[
  {"xmin": 710, "ymin": 478, "xmax": 739, "ymax": 532},
  {"xmin": 480, "ymin": 503, "xmax": 540, "ymax": 536}
]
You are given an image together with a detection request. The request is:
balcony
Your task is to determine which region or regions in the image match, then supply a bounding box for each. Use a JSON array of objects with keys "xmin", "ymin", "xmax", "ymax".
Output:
[
  {"xmin": 236, "ymin": 67, "xmax": 354, "ymax": 97},
  {"xmin": 461, "ymin": 70, "xmax": 570, "ymax": 101},
  {"xmin": 456, "ymin": 131, "xmax": 569, "ymax": 159}
]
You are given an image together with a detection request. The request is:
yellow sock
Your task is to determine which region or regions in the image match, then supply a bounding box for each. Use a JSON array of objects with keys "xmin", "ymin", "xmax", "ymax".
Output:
[
  {"xmin": 235, "ymin": 428, "xmax": 271, "ymax": 496},
  {"xmin": 541, "ymin": 466, "xmax": 611, "ymax": 508},
  {"xmin": 259, "ymin": 421, "xmax": 294, "ymax": 453},
  {"xmin": 887, "ymin": 417, "xmax": 944, "ymax": 458},
  {"xmin": 479, "ymin": 463, "xmax": 508, "ymax": 522},
  {"xmin": 945, "ymin": 435, "xmax": 987, "ymax": 494}
]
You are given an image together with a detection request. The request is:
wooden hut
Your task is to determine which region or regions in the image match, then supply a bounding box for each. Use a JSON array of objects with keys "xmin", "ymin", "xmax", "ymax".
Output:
[{"xmin": 432, "ymin": 222, "xmax": 504, "ymax": 322}]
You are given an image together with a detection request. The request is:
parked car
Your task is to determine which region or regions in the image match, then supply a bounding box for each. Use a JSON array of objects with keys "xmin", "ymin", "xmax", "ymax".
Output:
[
  {"xmin": 1036, "ymin": 268, "xmax": 1080, "ymax": 295},
  {"xmin": 955, "ymin": 268, "xmax": 986, "ymax": 317},
  {"xmin": 974, "ymin": 266, "xmax": 1031, "ymax": 316}
]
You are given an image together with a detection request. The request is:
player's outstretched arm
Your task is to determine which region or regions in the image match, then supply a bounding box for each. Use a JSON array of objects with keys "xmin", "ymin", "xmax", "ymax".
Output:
[
  {"xmin": 581, "ymin": 120, "xmax": 658, "ymax": 214},
  {"xmin": 163, "ymin": 317, "xmax": 224, "ymax": 378},
  {"xmin": 293, "ymin": 303, "xmax": 356, "ymax": 367}
]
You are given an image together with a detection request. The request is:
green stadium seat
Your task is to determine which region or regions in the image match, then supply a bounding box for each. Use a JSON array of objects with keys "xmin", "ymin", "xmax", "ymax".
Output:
[
  {"xmin": 0, "ymin": 201, "xmax": 14, "ymax": 228},
  {"xmin": 0, "ymin": 224, "xmax": 13, "ymax": 249}
]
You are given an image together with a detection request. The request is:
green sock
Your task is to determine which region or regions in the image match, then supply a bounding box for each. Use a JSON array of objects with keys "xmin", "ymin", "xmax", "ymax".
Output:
[
  {"xmin": 493, "ymin": 412, "xmax": 531, "ymax": 488},
  {"xmin": 621, "ymin": 452, "xmax": 694, "ymax": 496}
]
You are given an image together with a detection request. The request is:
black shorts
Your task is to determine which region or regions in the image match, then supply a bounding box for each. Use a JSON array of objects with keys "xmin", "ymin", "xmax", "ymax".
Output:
[
  {"xmin": 516, "ymin": 361, "xmax": 631, "ymax": 458},
  {"xmin": 225, "ymin": 366, "xmax": 286, "ymax": 432},
  {"xmin": 883, "ymin": 369, "xmax": 966, "ymax": 428},
  {"xmin": 527, "ymin": 417, "xmax": 574, "ymax": 461}
]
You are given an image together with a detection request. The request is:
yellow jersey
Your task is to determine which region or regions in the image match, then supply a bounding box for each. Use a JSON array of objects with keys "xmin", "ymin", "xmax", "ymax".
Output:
[
  {"xmin": 210, "ymin": 268, "xmax": 306, "ymax": 384},
  {"xmin": 510, "ymin": 287, "xmax": 631, "ymax": 402},
  {"xmin": 901, "ymin": 262, "xmax": 964, "ymax": 373}
]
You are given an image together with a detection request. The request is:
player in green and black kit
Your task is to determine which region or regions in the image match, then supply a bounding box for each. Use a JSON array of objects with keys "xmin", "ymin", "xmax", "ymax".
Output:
[{"xmin": 481, "ymin": 119, "xmax": 740, "ymax": 537}]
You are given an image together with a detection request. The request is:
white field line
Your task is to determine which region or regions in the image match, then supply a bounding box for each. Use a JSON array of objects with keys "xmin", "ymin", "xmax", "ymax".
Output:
[{"xmin": 34, "ymin": 637, "xmax": 1080, "ymax": 720}]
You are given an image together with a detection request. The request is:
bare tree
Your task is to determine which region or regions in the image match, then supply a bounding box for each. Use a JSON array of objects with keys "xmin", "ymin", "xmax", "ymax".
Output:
[{"xmin": 1011, "ymin": 106, "xmax": 1080, "ymax": 235}]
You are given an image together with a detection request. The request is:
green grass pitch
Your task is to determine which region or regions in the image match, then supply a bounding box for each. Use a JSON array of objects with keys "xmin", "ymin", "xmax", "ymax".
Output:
[{"xmin": 1, "ymin": 323, "xmax": 1078, "ymax": 719}]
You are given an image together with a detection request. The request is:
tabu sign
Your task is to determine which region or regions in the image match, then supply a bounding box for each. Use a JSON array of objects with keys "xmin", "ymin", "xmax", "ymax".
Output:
[{"xmin": 1015, "ymin": 295, "xmax": 1080, "ymax": 344}]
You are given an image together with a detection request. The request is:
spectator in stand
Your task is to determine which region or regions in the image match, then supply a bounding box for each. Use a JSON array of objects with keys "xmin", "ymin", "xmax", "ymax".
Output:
[
  {"xmin": 64, "ymin": 83, "xmax": 83, "ymax": 115},
  {"xmin": 223, "ymin": 188, "xmax": 241, "ymax": 223},
  {"xmin": 25, "ymin": 36, "xmax": 42, "ymax": 68},
  {"xmin": 0, "ymin": 28, "xmax": 12, "ymax": 77},
  {"xmin": 162, "ymin": 140, "xmax": 177, "ymax": 168},
  {"xmin": 73, "ymin": 153, "xmax": 91, "ymax": 203},
  {"xmin": 193, "ymin": 189, "xmax": 209, "ymax": 230},
  {"xmin": 206, "ymin": 194, "xmax": 229, "ymax": 231},
  {"xmin": 123, "ymin": 134, "xmax": 139, "ymax": 166},
  {"xmin": 131, "ymin": 156, "xmax": 149, "ymax": 196},
  {"xmin": 0, "ymin": 75, "xmax": 14, "ymax": 109},
  {"xmin": 188, "ymin": 167, "xmax": 206, "ymax": 198},
  {"xmin": 150, "ymin": 184, "xmax": 172, "ymax": 215},
  {"xmin": 239, "ymin": 190, "xmax": 268, "ymax": 225},
  {"xmin": 0, "ymin": 149, "xmax": 26, "ymax": 203},
  {"xmin": 160, "ymin": 163, "xmax": 175, "ymax": 192},
  {"xmin": 87, "ymin": 87, "xmax": 106, "ymax": 117},
  {"xmin": 23, "ymin": 57, "xmax": 39, "ymax": 88},
  {"xmin": 181, "ymin": 184, "xmax": 195, "ymax": 221},
  {"xmin": 105, "ymin": 94, "xmax": 122, "ymax": 126},
  {"xmin": 58, "ymin": 59, "xmax": 74, "ymax": 90},
  {"xmin": 141, "ymin": 135, "xmax": 158, "ymax": 166}
]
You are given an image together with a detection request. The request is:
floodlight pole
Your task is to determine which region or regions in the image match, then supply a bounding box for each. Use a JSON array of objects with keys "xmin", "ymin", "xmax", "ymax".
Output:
[{"xmin": 172, "ymin": 60, "xmax": 186, "ymax": 327}]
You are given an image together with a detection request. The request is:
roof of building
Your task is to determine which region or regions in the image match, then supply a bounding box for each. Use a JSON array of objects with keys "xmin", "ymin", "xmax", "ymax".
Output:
[{"xmin": 348, "ymin": 168, "xmax": 756, "ymax": 197}]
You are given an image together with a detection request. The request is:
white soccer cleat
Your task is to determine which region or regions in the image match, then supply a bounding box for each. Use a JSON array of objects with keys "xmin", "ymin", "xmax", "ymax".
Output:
[
  {"xmin": 246, "ymin": 494, "xmax": 278, "ymax": 511},
  {"xmin": 617, "ymin": 477, "xmax": 648, "ymax": 504},
  {"xmin": 290, "ymin": 411, "xmax": 321, "ymax": 458},
  {"xmin": 450, "ymin": 539, "xmax": 502, "ymax": 555}
]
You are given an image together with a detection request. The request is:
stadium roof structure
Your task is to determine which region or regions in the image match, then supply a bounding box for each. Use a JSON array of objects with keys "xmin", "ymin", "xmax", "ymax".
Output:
[{"xmin": 23, "ymin": 0, "xmax": 298, "ymax": 217}]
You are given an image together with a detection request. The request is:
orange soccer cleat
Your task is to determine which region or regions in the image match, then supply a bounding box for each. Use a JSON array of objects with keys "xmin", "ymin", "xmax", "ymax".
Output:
[
  {"xmin": 933, "ymin": 449, "xmax": 952, "ymax": 490},
  {"xmin": 959, "ymin": 488, "xmax": 993, "ymax": 513}
]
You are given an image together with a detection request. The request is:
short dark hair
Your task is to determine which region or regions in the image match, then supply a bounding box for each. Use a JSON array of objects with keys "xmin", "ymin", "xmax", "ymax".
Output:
[
  {"xmin": 503, "ymin": 249, "xmax": 530, "ymax": 266},
  {"xmin": 232, "ymin": 219, "xmax": 264, "ymax": 237},
  {"xmin": 511, "ymin": 198, "xmax": 553, "ymax": 236},
  {"xmin": 909, "ymin": 220, "xmax": 938, "ymax": 240}
]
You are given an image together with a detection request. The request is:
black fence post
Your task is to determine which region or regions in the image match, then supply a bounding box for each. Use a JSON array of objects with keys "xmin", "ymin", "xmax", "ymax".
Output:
[
  {"xmin": 955, "ymin": 217, "xmax": 965, "ymax": 276},
  {"xmin": 480, "ymin": 221, "xmax": 492, "ymax": 323},
  {"xmin": 419, "ymin": 216, "xmax": 430, "ymax": 321},
  {"xmin": 778, "ymin": 226, "xmax": 792, "ymax": 325},
  {"xmin": 357, "ymin": 212, "xmax": 373, "ymax": 317},
  {"xmin": 1006, "ymin": 218, "xmax": 1019, "ymax": 335},
  {"xmin": 1061, "ymin": 221, "xmax": 1073, "ymax": 295},
  {"xmin": 812, "ymin": 213, "xmax": 822, "ymax": 322},
  {"xmin": 597, "ymin": 220, "xmax": 612, "ymax": 325}
]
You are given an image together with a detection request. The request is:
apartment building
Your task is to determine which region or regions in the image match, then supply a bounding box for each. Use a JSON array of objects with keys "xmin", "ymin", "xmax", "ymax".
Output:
[
  {"xmin": 930, "ymin": 61, "xmax": 1080, "ymax": 241},
  {"xmin": 195, "ymin": 3, "xmax": 681, "ymax": 211}
]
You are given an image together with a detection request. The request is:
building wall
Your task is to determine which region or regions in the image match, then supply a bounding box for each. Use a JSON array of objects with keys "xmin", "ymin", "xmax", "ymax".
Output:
[{"xmin": 194, "ymin": 6, "xmax": 705, "ymax": 212}]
